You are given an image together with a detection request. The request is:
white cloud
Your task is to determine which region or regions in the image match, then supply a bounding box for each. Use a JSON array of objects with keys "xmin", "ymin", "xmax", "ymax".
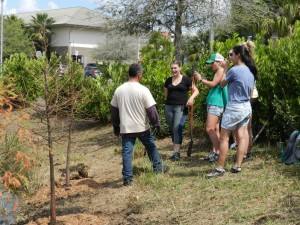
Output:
[
  {"xmin": 18, "ymin": 0, "xmax": 39, "ymax": 12},
  {"xmin": 1, "ymin": 0, "xmax": 16, "ymax": 15},
  {"xmin": 88, "ymin": 0, "xmax": 100, "ymax": 7},
  {"xmin": 6, "ymin": 8, "xmax": 17, "ymax": 14},
  {"xmin": 47, "ymin": 1, "xmax": 59, "ymax": 10}
]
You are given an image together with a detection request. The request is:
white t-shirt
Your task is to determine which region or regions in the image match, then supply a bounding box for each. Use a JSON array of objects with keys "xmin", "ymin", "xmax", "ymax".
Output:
[{"xmin": 110, "ymin": 82, "xmax": 156, "ymax": 134}]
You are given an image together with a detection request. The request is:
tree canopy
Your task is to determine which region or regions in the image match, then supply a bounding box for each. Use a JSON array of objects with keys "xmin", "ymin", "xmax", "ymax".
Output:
[
  {"xmin": 96, "ymin": 0, "xmax": 278, "ymax": 61},
  {"xmin": 97, "ymin": 0, "xmax": 212, "ymax": 60},
  {"xmin": 3, "ymin": 15, "xmax": 33, "ymax": 58},
  {"xmin": 28, "ymin": 13, "xmax": 56, "ymax": 53}
]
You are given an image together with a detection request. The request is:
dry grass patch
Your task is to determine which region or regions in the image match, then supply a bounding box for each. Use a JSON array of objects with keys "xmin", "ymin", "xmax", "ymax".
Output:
[{"xmin": 130, "ymin": 144, "xmax": 300, "ymax": 225}]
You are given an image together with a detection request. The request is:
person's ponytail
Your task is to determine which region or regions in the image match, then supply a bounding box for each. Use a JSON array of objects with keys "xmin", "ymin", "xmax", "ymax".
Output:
[{"xmin": 233, "ymin": 45, "xmax": 258, "ymax": 80}]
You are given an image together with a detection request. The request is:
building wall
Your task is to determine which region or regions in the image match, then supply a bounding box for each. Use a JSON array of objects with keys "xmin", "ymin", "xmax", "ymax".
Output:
[{"xmin": 51, "ymin": 26, "xmax": 107, "ymax": 65}]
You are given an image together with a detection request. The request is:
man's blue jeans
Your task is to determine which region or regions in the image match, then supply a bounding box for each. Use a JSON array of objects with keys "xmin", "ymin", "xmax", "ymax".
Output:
[{"xmin": 122, "ymin": 132, "xmax": 163, "ymax": 182}]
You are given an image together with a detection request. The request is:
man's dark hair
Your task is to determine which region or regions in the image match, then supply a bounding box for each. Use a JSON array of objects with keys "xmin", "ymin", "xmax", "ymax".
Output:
[{"xmin": 129, "ymin": 64, "xmax": 143, "ymax": 77}]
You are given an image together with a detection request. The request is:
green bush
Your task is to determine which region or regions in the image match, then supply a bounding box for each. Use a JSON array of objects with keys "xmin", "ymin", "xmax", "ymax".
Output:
[
  {"xmin": 254, "ymin": 22, "xmax": 300, "ymax": 139},
  {"xmin": 210, "ymin": 26, "xmax": 300, "ymax": 141},
  {"xmin": 2, "ymin": 53, "xmax": 44, "ymax": 102},
  {"xmin": 140, "ymin": 32, "xmax": 175, "ymax": 133},
  {"xmin": 79, "ymin": 62, "xmax": 128, "ymax": 121}
]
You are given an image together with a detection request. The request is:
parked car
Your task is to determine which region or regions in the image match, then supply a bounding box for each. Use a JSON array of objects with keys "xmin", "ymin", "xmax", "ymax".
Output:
[
  {"xmin": 59, "ymin": 63, "xmax": 68, "ymax": 76},
  {"xmin": 84, "ymin": 63, "xmax": 103, "ymax": 78}
]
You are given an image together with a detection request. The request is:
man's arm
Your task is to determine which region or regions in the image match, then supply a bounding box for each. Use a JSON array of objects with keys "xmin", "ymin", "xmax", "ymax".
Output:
[
  {"xmin": 146, "ymin": 105, "xmax": 160, "ymax": 128},
  {"xmin": 110, "ymin": 104, "xmax": 120, "ymax": 136}
]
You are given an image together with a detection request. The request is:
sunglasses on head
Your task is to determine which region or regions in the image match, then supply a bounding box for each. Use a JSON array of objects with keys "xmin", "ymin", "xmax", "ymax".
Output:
[{"xmin": 228, "ymin": 52, "xmax": 233, "ymax": 57}]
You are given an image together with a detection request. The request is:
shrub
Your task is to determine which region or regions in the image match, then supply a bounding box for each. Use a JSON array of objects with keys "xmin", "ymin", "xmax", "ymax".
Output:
[
  {"xmin": 79, "ymin": 62, "xmax": 128, "ymax": 121},
  {"xmin": 0, "ymin": 86, "xmax": 37, "ymax": 194},
  {"xmin": 2, "ymin": 53, "xmax": 44, "ymax": 103},
  {"xmin": 254, "ymin": 22, "xmax": 300, "ymax": 139}
]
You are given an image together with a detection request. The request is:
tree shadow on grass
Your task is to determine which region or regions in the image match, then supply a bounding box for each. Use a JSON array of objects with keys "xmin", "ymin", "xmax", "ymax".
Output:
[
  {"xmin": 78, "ymin": 131, "xmax": 120, "ymax": 150},
  {"xmin": 16, "ymin": 195, "xmax": 85, "ymax": 225},
  {"xmin": 76, "ymin": 178, "xmax": 124, "ymax": 189},
  {"xmin": 72, "ymin": 120, "xmax": 102, "ymax": 132}
]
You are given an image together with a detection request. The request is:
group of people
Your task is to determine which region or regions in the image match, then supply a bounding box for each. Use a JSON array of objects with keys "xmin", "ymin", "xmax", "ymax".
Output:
[{"xmin": 110, "ymin": 41, "xmax": 258, "ymax": 185}]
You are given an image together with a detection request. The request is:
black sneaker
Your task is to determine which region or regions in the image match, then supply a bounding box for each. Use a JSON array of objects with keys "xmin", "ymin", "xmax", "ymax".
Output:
[
  {"xmin": 169, "ymin": 152, "xmax": 180, "ymax": 161},
  {"xmin": 209, "ymin": 153, "xmax": 219, "ymax": 163},
  {"xmin": 123, "ymin": 179, "xmax": 133, "ymax": 186},
  {"xmin": 242, "ymin": 153, "xmax": 252, "ymax": 163},
  {"xmin": 206, "ymin": 168, "xmax": 225, "ymax": 178},
  {"xmin": 230, "ymin": 166, "xmax": 242, "ymax": 173},
  {"xmin": 204, "ymin": 152, "xmax": 215, "ymax": 161},
  {"xmin": 155, "ymin": 165, "xmax": 170, "ymax": 174}
]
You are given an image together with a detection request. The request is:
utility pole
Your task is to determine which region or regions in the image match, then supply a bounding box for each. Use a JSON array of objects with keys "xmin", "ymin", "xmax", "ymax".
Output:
[
  {"xmin": 209, "ymin": 0, "xmax": 214, "ymax": 53},
  {"xmin": 0, "ymin": 0, "xmax": 4, "ymax": 73}
]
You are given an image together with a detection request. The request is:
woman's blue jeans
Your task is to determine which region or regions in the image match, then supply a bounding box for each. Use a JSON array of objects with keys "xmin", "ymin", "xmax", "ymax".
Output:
[
  {"xmin": 164, "ymin": 105, "xmax": 187, "ymax": 144},
  {"xmin": 122, "ymin": 132, "xmax": 162, "ymax": 182}
]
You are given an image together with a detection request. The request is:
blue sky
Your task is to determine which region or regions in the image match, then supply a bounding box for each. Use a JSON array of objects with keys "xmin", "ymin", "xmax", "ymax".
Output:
[{"xmin": 2, "ymin": 0, "xmax": 100, "ymax": 14}]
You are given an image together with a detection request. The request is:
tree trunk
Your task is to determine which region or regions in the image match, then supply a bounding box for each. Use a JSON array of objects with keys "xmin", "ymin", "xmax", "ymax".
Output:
[
  {"xmin": 65, "ymin": 64, "xmax": 75, "ymax": 187},
  {"xmin": 174, "ymin": 0, "xmax": 184, "ymax": 62},
  {"xmin": 43, "ymin": 68, "xmax": 56, "ymax": 225},
  {"xmin": 65, "ymin": 99, "xmax": 74, "ymax": 187}
]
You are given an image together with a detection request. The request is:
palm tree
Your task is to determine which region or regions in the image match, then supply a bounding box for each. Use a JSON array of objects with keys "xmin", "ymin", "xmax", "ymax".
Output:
[
  {"xmin": 258, "ymin": 1, "xmax": 300, "ymax": 38},
  {"xmin": 6, "ymin": 14, "xmax": 24, "ymax": 23},
  {"xmin": 28, "ymin": 13, "xmax": 55, "ymax": 55}
]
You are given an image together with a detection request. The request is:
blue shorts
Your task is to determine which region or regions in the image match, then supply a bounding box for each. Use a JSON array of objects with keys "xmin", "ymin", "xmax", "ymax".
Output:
[
  {"xmin": 221, "ymin": 102, "xmax": 252, "ymax": 130},
  {"xmin": 207, "ymin": 104, "xmax": 224, "ymax": 117}
]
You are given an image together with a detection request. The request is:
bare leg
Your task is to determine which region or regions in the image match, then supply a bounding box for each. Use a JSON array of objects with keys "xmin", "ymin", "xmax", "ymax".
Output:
[
  {"xmin": 217, "ymin": 128, "xmax": 232, "ymax": 168},
  {"xmin": 173, "ymin": 143, "xmax": 181, "ymax": 152},
  {"xmin": 214, "ymin": 120, "xmax": 220, "ymax": 153},
  {"xmin": 236, "ymin": 126, "xmax": 249, "ymax": 167},
  {"xmin": 206, "ymin": 114, "xmax": 220, "ymax": 153},
  {"xmin": 247, "ymin": 116, "xmax": 253, "ymax": 155}
]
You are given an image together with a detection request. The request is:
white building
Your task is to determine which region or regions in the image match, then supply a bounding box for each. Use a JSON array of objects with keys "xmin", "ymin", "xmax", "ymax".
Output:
[{"xmin": 16, "ymin": 7, "xmax": 108, "ymax": 66}]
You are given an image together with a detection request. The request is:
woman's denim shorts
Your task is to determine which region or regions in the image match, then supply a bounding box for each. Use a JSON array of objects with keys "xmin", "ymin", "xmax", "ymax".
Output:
[
  {"xmin": 207, "ymin": 104, "xmax": 224, "ymax": 118},
  {"xmin": 221, "ymin": 102, "xmax": 252, "ymax": 130}
]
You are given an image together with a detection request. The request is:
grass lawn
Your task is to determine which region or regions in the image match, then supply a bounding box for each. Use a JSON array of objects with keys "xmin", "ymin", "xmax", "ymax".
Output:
[
  {"xmin": 13, "ymin": 119, "xmax": 300, "ymax": 225},
  {"xmin": 124, "ymin": 135, "xmax": 300, "ymax": 225}
]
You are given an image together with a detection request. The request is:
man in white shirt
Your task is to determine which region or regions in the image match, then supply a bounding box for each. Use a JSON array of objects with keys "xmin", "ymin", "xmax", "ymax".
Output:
[{"xmin": 111, "ymin": 64, "xmax": 169, "ymax": 186}]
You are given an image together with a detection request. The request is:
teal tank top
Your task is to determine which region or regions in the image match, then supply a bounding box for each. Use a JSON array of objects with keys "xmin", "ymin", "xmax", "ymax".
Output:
[{"xmin": 206, "ymin": 84, "xmax": 228, "ymax": 107}]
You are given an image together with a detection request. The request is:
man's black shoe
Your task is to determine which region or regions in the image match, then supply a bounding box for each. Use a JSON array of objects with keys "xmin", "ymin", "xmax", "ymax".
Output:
[
  {"xmin": 156, "ymin": 165, "xmax": 170, "ymax": 174},
  {"xmin": 123, "ymin": 180, "xmax": 133, "ymax": 186}
]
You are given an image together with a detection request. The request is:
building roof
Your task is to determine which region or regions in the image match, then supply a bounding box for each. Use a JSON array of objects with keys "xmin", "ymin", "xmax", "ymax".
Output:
[{"xmin": 15, "ymin": 7, "xmax": 105, "ymax": 28}]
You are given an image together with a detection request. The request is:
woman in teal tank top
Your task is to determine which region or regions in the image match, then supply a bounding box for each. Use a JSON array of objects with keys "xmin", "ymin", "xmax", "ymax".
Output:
[{"xmin": 194, "ymin": 53, "xmax": 228, "ymax": 162}]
